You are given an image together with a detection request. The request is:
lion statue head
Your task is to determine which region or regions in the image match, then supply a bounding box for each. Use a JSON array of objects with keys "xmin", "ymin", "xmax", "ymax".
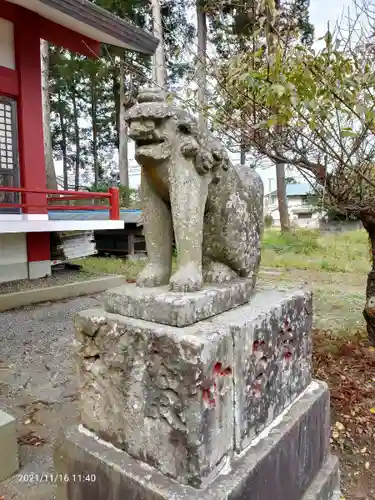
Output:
[{"xmin": 125, "ymin": 87, "xmax": 230, "ymax": 177}]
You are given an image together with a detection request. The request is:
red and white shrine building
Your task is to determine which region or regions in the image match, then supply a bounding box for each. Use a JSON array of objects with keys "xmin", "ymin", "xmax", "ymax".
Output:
[{"xmin": 0, "ymin": 0, "xmax": 157, "ymax": 283}]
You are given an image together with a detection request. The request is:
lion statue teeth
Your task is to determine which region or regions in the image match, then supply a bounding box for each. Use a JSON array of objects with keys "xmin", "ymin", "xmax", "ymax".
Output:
[{"xmin": 125, "ymin": 87, "xmax": 264, "ymax": 293}]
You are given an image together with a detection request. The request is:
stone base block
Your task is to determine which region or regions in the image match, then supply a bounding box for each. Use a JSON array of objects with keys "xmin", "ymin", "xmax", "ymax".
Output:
[
  {"xmin": 74, "ymin": 289, "xmax": 312, "ymax": 487},
  {"xmin": 0, "ymin": 410, "xmax": 19, "ymax": 481},
  {"xmin": 54, "ymin": 381, "xmax": 336, "ymax": 500},
  {"xmin": 74, "ymin": 288, "xmax": 313, "ymax": 487},
  {"xmin": 302, "ymin": 455, "xmax": 340, "ymax": 500},
  {"xmin": 74, "ymin": 306, "xmax": 234, "ymax": 488},
  {"xmin": 104, "ymin": 278, "xmax": 255, "ymax": 327}
]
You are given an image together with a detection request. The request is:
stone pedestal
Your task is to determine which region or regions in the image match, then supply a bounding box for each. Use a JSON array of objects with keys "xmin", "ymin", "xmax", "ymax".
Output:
[
  {"xmin": 104, "ymin": 278, "xmax": 256, "ymax": 327},
  {"xmin": 54, "ymin": 285, "xmax": 340, "ymax": 499}
]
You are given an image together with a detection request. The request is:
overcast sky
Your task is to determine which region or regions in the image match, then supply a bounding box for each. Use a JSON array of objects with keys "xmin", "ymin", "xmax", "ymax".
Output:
[{"xmin": 310, "ymin": 0, "xmax": 352, "ymax": 37}]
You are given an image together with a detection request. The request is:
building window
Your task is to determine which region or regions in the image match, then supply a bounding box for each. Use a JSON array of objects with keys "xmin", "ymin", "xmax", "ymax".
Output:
[
  {"xmin": 0, "ymin": 96, "xmax": 19, "ymax": 212},
  {"xmin": 0, "ymin": 101, "xmax": 14, "ymax": 170}
]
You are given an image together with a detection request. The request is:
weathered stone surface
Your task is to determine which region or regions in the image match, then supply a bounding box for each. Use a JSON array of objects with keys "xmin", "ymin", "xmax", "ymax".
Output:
[
  {"xmin": 74, "ymin": 308, "xmax": 234, "ymax": 488},
  {"xmin": 229, "ymin": 288, "xmax": 313, "ymax": 451},
  {"xmin": 75, "ymin": 288, "xmax": 313, "ymax": 486},
  {"xmin": 104, "ymin": 278, "xmax": 255, "ymax": 327},
  {"xmin": 124, "ymin": 87, "xmax": 263, "ymax": 293},
  {"xmin": 54, "ymin": 381, "xmax": 337, "ymax": 500}
]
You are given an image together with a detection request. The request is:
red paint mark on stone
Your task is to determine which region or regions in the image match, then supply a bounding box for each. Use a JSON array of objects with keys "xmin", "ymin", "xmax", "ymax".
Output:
[
  {"xmin": 214, "ymin": 362, "xmax": 222, "ymax": 374},
  {"xmin": 253, "ymin": 340, "xmax": 266, "ymax": 352},
  {"xmin": 202, "ymin": 388, "xmax": 210, "ymax": 401},
  {"xmin": 284, "ymin": 352, "xmax": 293, "ymax": 361},
  {"xmin": 280, "ymin": 319, "xmax": 293, "ymax": 334},
  {"xmin": 221, "ymin": 366, "xmax": 232, "ymax": 375},
  {"xmin": 202, "ymin": 387, "xmax": 216, "ymax": 407},
  {"xmin": 252, "ymin": 380, "xmax": 262, "ymax": 398},
  {"xmin": 213, "ymin": 362, "xmax": 232, "ymax": 376}
]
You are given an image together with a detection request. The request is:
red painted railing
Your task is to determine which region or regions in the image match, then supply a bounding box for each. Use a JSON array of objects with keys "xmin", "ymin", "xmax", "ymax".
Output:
[{"xmin": 0, "ymin": 186, "xmax": 120, "ymax": 220}]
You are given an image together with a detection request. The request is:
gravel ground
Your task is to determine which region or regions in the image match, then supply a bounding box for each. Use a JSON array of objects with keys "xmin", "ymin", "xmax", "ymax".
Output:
[
  {"xmin": 0, "ymin": 294, "xmax": 103, "ymax": 500},
  {"xmin": 0, "ymin": 269, "xmax": 109, "ymax": 295}
]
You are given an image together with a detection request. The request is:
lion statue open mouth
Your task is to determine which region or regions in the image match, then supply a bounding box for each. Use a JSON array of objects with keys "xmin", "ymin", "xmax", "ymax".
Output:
[{"xmin": 125, "ymin": 87, "xmax": 264, "ymax": 293}]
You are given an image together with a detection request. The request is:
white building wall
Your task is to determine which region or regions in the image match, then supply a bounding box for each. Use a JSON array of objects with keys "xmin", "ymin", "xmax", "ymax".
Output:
[
  {"xmin": 0, "ymin": 18, "xmax": 15, "ymax": 70},
  {"xmin": 266, "ymin": 195, "xmax": 322, "ymax": 228},
  {"xmin": 0, "ymin": 233, "xmax": 28, "ymax": 283}
]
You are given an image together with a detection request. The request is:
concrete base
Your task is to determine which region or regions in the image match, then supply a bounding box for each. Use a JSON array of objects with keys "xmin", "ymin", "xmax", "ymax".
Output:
[
  {"xmin": 0, "ymin": 276, "xmax": 127, "ymax": 312},
  {"xmin": 302, "ymin": 455, "xmax": 340, "ymax": 500},
  {"xmin": 0, "ymin": 410, "xmax": 19, "ymax": 481},
  {"xmin": 0, "ymin": 232, "xmax": 28, "ymax": 283},
  {"xmin": 28, "ymin": 260, "xmax": 52, "ymax": 279},
  {"xmin": 54, "ymin": 381, "xmax": 338, "ymax": 500},
  {"xmin": 0, "ymin": 262, "xmax": 28, "ymax": 283},
  {"xmin": 104, "ymin": 278, "xmax": 255, "ymax": 327}
]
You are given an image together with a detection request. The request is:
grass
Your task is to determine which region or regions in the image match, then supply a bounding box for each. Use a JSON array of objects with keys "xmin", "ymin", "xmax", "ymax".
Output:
[
  {"xmin": 261, "ymin": 228, "xmax": 370, "ymax": 273},
  {"xmin": 79, "ymin": 228, "xmax": 370, "ymax": 278},
  {"xmin": 78, "ymin": 256, "xmax": 145, "ymax": 280}
]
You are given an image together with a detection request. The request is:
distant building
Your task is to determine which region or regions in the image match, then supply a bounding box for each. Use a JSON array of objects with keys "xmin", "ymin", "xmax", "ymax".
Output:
[{"xmin": 264, "ymin": 183, "xmax": 323, "ymax": 228}]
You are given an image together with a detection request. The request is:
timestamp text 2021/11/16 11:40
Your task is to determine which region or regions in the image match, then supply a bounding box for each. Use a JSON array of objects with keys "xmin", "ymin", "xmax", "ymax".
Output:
[{"xmin": 17, "ymin": 473, "xmax": 97, "ymax": 483}]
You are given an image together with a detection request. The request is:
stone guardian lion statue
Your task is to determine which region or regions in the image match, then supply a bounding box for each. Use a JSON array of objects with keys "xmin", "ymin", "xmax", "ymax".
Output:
[{"xmin": 125, "ymin": 88, "xmax": 264, "ymax": 293}]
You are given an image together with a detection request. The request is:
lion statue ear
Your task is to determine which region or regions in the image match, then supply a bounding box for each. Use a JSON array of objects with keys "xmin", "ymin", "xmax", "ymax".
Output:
[
  {"xmin": 212, "ymin": 147, "xmax": 230, "ymax": 171},
  {"xmin": 177, "ymin": 119, "xmax": 229, "ymax": 177}
]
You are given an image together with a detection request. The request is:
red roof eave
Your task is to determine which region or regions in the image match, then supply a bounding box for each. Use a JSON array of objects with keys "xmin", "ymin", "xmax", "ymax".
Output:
[{"xmin": 39, "ymin": 15, "xmax": 100, "ymax": 58}]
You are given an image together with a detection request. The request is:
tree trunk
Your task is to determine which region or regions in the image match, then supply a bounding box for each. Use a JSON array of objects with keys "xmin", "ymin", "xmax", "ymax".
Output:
[
  {"xmin": 361, "ymin": 217, "xmax": 375, "ymax": 346},
  {"xmin": 71, "ymin": 88, "xmax": 80, "ymax": 190},
  {"xmin": 112, "ymin": 68, "xmax": 120, "ymax": 149},
  {"xmin": 119, "ymin": 54, "xmax": 129, "ymax": 190},
  {"xmin": 57, "ymin": 89, "xmax": 68, "ymax": 190},
  {"xmin": 91, "ymin": 77, "xmax": 99, "ymax": 187},
  {"xmin": 196, "ymin": 1, "xmax": 207, "ymax": 132},
  {"xmin": 240, "ymin": 142, "xmax": 246, "ymax": 165},
  {"xmin": 150, "ymin": 0, "xmax": 166, "ymax": 87},
  {"xmin": 276, "ymin": 162, "xmax": 290, "ymax": 232},
  {"xmin": 40, "ymin": 39, "xmax": 57, "ymax": 190}
]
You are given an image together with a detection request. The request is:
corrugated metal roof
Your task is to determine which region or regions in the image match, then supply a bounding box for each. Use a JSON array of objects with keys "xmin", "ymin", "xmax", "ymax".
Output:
[
  {"xmin": 286, "ymin": 183, "xmax": 312, "ymax": 196},
  {"xmin": 48, "ymin": 209, "xmax": 142, "ymax": 225}
]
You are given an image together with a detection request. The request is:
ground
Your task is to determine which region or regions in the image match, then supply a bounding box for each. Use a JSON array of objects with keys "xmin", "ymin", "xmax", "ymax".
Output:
[{"xmin": 0, "ymin": 228, "xmax": 374, "ymax": 499}]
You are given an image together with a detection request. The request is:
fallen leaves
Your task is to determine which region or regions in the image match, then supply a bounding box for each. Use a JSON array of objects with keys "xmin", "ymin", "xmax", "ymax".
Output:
[
  {"xmin": 18, "ymin": 431, "xmax": 47, "ymax": 447},
  {"xmin": 335, "ymin": 421, "xmax": 345, "ymax": 431},
  {"xmin": 313, "ymin": 329, "xmax": 375, "ymax": 498}
]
